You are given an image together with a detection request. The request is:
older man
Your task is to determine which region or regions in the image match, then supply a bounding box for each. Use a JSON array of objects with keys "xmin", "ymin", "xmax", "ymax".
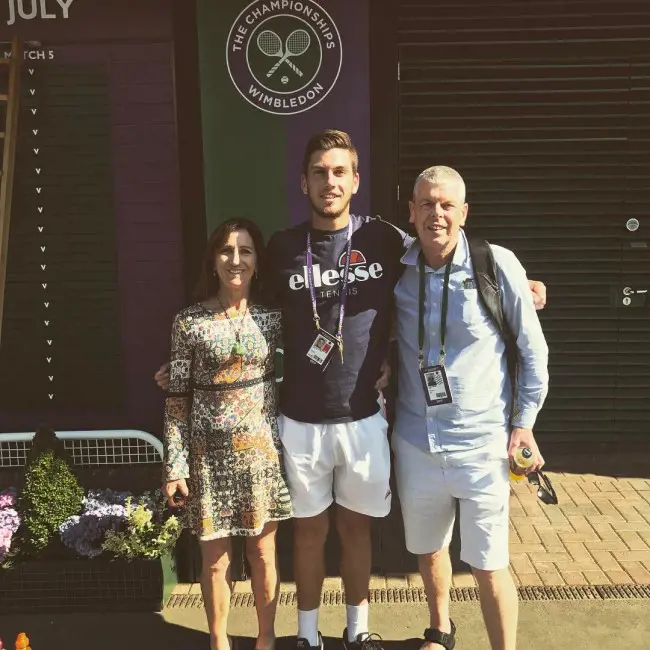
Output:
[{"xmin": 392, "ymin": 166, "xmax": 549, "ymax": 650}]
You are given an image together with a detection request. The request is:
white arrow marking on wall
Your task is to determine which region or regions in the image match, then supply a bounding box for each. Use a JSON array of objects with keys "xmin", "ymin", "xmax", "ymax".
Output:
[
  {"xmin": 42, "ymin": 283, "xmax": 47, "ymax": 289},
  {"xmin": 44, "ymin": 321, "xmax": 49, "ymax": 326},
  {"xmin": 38, "ymin": 207, "xmax": 43, "ymax": 213},
  {"xmin": 31, "ymin": 108, "xmax": 37, "ymax": 115},
  {"xmin": 46, "ymin": 357, "xmax": 52, "ymax": 363},
  {"xmin": 40, "ymin": 246, "xmax": 46, "ymax": 252},
  {"xmin": 38, "ymin": 226, "xmax": 43, "ymax": 232},
  {"xmin": 36, "ymin": 188, "xmax": 42, "ymax": 194},
  {"xmin": 47, "ymin": 340, "xmax": 52, "ymax": 346},
  {"xmin": 41, "ymin": 264, "xmax": 46, "ymax": 271},
  {"xmin": 33, "ymin": 148, "xmax": 39, "ymax": 155},
  {"xmin": 44, "ymin": 302, "xmax": 49, "ymax": 308},
  {"xmin": 30, "ymin": 89, "xmax": 35, "ymax": 96},
  {"xmin": 33, "ymin": 129, "xmax": 38, "ymax": 136}
]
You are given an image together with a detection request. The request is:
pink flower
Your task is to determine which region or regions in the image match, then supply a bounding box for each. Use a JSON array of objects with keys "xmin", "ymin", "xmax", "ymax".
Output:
[
  {"xmin": 0, "ymin": 487, "xmax": 17, "ymax": 510},
  {"xmin": 0, "ymin": 506, "xmax": 20, "ymax": 558}
]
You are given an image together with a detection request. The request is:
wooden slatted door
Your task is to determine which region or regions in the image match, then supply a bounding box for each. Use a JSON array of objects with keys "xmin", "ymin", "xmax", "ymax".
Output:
[
  {"xmin": 617, "ymin": 57, "xmax": 650, "ymax": 439},
  {"xmin": 0, "ymin": 50, "xmax": 122, "ymax": 411},
  {"xmin": 397, "ymin": 1, "xmax": 650, "ymax": 446}
]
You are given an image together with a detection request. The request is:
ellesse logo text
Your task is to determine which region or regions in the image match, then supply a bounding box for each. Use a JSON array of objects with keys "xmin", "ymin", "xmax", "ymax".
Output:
[{"xmin": 289, "ymin": 249, "xmax": 384, "ymax": 290}]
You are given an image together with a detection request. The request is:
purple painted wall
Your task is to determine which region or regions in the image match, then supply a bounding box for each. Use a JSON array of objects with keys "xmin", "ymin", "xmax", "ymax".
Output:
[
  {"xmin": 0, "ymin": 2, "xmax": 184, "ymax": 435},
  {"xmin": 1, "ymin": 0, "xmax": 173, "ymax": 41},
  {"xmin": 284, "ymin": 0, "xmax": 370, "ymax": 226},
  {"xmin": 107, "ymin": 42, "xmax": 184, "ymax": 432}
]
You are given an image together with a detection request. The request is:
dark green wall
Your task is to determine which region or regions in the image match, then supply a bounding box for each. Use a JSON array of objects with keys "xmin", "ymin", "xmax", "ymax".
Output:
[{"xmin": 198, "ymin": 0, "xmax": 288, "ymax": 240}]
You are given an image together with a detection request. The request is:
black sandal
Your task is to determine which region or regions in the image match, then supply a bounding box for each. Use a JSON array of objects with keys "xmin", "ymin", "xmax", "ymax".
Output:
[{"xmin": 422, "ymin": 620, "xmax": 456, "ymax": 650}]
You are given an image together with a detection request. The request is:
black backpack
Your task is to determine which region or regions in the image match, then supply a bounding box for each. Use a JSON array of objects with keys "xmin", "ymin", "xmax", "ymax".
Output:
[{"xmin": 467, "ymin": 238, "xmax": 519, "ymax": 390}]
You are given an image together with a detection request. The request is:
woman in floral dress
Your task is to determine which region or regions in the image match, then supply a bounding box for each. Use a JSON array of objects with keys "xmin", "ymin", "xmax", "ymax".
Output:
[{"xmin": 163, "ymin": 218, "xmax": 292, "ymax": 650}]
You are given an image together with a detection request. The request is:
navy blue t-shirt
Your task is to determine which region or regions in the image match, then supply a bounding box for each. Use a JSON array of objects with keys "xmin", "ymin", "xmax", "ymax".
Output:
[{"xmin": 267, "ymin": 215, "xmax": 410, "ymax": 423}]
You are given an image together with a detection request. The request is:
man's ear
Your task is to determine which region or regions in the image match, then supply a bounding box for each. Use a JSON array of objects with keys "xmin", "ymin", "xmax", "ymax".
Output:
[
  {"xmin": 352, "ymin": 172, "xmax": 360, "ymax": 195},
  {"xmin": 301, "ymin": 175, "xmax": 308, "ymax": 194},
  {"xmin": 408, "ymin": 201, "xmax": 415, "ymax": 224},
  {"xmin": 460, "ymin": 203, "xmax": 469, "ymax": 227}
]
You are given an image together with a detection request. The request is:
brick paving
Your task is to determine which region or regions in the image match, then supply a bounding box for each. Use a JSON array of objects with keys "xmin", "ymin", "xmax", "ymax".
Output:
[
  {"xmin": 506, "ymin": 472, "xmax": 650, "ymax": 587},
  {"xmin": 376, "ymin": 470, "xmax": 650, "ymax": 591},
  {"xmin": 173, "ymin": 471, "xmax": 650, "ymax": 596}
]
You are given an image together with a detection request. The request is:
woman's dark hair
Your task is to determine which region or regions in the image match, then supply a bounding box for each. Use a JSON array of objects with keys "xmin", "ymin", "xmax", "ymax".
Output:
[{"xmin": 193, "ymin": 218, "xmax": 268, "ymax": 303}]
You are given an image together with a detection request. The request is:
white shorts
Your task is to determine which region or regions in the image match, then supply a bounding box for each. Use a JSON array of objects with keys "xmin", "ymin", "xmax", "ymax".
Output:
[
  {"xmin": 278, "ymin": 411, "xmax": 392, "ymax": 519},
  {"xmin": 392, "ymin": 433, "xmax": 510, "ymax": 571}
]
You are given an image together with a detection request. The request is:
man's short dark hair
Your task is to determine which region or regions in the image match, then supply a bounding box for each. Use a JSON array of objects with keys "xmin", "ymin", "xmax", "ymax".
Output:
[{"xmin": 302, "ymin": 129, "xmax": 359, "ymax": 176}]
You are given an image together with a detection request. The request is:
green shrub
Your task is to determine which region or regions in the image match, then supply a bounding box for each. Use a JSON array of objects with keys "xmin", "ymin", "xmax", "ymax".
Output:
[
  {"xmin": 102, "ymin": 495, "xmax": 181, "ymax": 560},
  {"xmin": 20, "ymin": 450, "xmax": 84, "ymax": 554}
]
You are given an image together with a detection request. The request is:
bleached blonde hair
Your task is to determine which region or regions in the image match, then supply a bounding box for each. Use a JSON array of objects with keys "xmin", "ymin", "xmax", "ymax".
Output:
[{"xmin": 413, "ymin": 166, "xmax": 466, "ymax": 203}]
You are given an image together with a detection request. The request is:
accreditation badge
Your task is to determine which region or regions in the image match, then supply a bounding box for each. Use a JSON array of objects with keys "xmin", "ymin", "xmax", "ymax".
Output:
[
  {"xmin": 419, "ymin": 364, "xmax": 453, "ymax": 406},
  {"xmin": 306, "ymin": 329, "xmax": 338, "ymax": 369}
]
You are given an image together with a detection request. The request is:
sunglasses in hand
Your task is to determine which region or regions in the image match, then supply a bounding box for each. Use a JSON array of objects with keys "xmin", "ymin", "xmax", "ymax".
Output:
[{"xmin": 527, "ymin": 469, "xmax": 558, "ymax": 505}]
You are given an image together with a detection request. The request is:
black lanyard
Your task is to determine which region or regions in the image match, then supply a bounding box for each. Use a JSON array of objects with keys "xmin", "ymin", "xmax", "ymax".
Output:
[
  {"xmin": 418, "ymin": 254, "xmax": 452, "ymax": 369},
  {"xmin": 306, "ymin": 220, "xmax": 353, "ymax": 354}
]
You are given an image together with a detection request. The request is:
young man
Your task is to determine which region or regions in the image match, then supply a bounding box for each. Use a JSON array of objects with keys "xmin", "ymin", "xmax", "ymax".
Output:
[
  {"xmin": 392, "ymin": 165, "xmax": 549, "ymax": 650},
  {"xmin": 267, "ymin": 131, "xmax": 406, "ymax": 650},
  {"xmin": 155, "ymin": 131, "xmax": 548, "ymax": 649}
]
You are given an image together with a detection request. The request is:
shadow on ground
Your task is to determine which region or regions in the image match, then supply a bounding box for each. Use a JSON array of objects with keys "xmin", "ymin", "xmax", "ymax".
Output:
[
  {"xmin": 0, "ymin": 613, "xmax": 208, "ymax": 650},
  {"xmin": 278, "ymin": 638, "xmax": 418, "ymax": 650},
  {"xmin": 0, "ymin": 619, "xmax": 424, "ymax": 650}
]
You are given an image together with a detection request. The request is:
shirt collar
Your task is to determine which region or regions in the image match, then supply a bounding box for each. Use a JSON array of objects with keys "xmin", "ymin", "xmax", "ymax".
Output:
[{"xmin": 400, "ymin": 228, "xmax": 470, "ymax": 271}]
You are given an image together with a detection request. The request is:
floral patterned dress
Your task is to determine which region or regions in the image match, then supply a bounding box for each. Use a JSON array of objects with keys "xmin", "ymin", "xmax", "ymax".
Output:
[{"xmin": 163, "ymin": 303, "xmax": 293, "ymax": 540}]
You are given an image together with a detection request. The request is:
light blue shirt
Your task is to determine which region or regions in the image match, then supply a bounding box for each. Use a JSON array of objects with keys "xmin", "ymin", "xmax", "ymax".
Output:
[{"xmin": 394, "ymin": 229, "xmax": 549, "ymax": 453}]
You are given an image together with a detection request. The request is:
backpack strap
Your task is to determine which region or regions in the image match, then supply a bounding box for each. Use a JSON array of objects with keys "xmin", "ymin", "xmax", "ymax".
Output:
[{"xmin": 467, "ymin": 238, "xmax": 519, "ymax": 394}]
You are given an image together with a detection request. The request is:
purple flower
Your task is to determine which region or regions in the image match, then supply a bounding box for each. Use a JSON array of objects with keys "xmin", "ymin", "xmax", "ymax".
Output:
[
  {"xmin": 59, "ymin": 504, "xmax": 126, "ymax": 558},
  {"xmin": 0, "ymin": 487, "xmax": 17, "ymax": 510},
  {"xmin": 83, "ymin": 489, "xmax": 133, "ymax": 514},
  {"xmin": 57, "ymin": 489, "xmax": 163, "ymax": 559}
]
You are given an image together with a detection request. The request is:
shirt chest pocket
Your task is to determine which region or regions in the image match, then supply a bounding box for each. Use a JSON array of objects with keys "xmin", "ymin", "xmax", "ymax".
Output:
[{"xmin": 449, "ymin": 288, "xmax": 493, "ymax": 340}]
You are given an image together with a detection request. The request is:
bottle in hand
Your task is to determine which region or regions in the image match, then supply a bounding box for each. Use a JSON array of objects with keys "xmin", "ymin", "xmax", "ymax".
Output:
[{"xmin": 509, "ymin": 447, "xmax": 534, "ymax": 481}]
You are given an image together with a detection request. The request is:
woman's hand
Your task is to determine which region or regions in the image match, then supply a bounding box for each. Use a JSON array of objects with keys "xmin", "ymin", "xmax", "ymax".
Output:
[
  {"xmin": 375, "ymin": 358, "xmax": 391, "ymax": 391},
  {"xmin": 155, "ymin": 362, "xmax": 171, "ymax": 390},
  {"xmin": 164, "ymin": 478, "xmax": 189, "ymax": 508}
]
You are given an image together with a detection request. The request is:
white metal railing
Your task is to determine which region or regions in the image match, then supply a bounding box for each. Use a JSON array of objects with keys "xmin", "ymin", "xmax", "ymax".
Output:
[{"xmin": 0, "ymin": 430, "xmax": 163, "ymax": 468}]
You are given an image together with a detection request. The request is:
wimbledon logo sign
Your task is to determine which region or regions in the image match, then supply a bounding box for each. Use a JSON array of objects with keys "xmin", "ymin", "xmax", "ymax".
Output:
[{"xmin": 226, "ymin": 0, "xmax": 343, "ymax": 116}]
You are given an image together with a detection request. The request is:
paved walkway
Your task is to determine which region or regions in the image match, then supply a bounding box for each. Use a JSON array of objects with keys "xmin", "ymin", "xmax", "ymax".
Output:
[
  {"xmin": 507, "ymin": 472, "xmax": 650, "ymax": 587},
  {"xmin": 172, "ymin": 469, "xmax": 650, "ymax": 595},
  {"xmin": 4, "ymin": 600, "xmax": 650, "ymax": 649},
  {"xmin": 2, "ymin": 470, "xmax": 649, "ymax": 650}
]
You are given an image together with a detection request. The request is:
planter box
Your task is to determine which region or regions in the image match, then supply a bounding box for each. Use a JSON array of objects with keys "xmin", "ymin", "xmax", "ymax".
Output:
[{"xmin": 0, "ymin": 553, "xmax": 177, "ymax": 613}]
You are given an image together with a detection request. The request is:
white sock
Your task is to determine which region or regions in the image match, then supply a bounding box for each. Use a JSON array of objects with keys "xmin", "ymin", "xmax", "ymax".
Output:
[
  {"xmin": 298, "ymin": 608, "xmax": 320, "ymax": 647},
  {"xmin": 347, "ymin": 603, "xmax": 369, "ymax": 642}
]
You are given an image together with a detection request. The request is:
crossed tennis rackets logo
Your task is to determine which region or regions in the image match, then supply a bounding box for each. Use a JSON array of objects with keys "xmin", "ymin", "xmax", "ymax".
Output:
[
  {"xmin": 257, "ymin": 29, "xmax": 311, "ymax": 78},
  {"xmin": 226, "ymin": 0, "xmax": 342, "ymax": 115}
]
